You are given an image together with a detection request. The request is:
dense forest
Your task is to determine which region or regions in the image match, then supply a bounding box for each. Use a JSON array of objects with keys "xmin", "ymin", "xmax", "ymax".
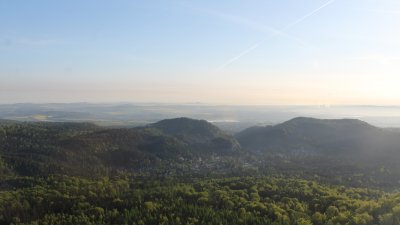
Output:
[
  {"xmin": 1, "ymin": 118, "xmax": 400, "ymax": 224},
  {"xmin": 1, "ymin": 175, "xmax": 400, "ymax": 225}
]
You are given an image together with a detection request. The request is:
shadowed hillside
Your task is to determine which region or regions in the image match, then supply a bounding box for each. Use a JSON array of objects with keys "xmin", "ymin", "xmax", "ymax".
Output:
[
  {"xmin": 0, "ymin": 118, "xmax": 241, "ymax": 177},
  {"xmin": 236, "ymin": 117, "xmax": 400, "ymax": 165},
  {"xmin": 148, "ymin": 117, "xmax": 242, "ymax": 154}
]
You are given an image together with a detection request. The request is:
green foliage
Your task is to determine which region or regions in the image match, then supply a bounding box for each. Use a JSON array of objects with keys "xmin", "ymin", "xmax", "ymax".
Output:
[
  {"xmin": 2, "ymin": 119, "xmax": 400, "ymax": 224},
  {"xmin": 0, "ymin": 175, "xmax": 400, "ymax": 225},
  {"xmin": 0, "ymin": 119, "xmax": 241, "ymax": 178}
]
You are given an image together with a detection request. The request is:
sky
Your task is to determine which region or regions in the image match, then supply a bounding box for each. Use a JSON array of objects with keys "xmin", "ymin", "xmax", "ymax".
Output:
[{"xmin": 1, "ymin": 0, "xmax": 400, "ymax": 105}]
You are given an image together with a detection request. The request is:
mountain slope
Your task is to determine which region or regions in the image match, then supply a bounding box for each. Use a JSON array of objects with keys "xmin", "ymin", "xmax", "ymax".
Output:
[
  {"xmin": 236, "ymin": 117, "xmax": 400, "ymax": 160},
  {"xmin": 147, "ymin": 117, "xmax": 241, "ymax": 154},
  {"xmin": 0, "ymin": 118, "xmax": 241, "ymax": 177}
]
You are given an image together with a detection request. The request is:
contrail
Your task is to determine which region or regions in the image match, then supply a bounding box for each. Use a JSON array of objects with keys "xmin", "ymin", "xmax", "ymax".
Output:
[
  {"xmin": 282, "ymin": 0, "xmax": 336, "ymax": 31},
  {"xmin": 217, "ymin": 0, "xmax": 336, "ymax": 70},
  {"xmin": 216, "ymin": 42, "xmax": 262, "ymax": 72},
  {"xmin": 203, "ymin": 8, "xmax": 312, "ymax": 48}
]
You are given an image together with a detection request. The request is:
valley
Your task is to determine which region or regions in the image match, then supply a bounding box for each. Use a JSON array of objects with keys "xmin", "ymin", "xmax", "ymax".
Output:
[{"xmin": 1, "ymin": 117, "xmax": 400, "ymax": 224}]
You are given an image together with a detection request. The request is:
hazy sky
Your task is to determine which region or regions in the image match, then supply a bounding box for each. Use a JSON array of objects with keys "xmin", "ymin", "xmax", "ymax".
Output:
[{"xmin": 1, "ymin": 0, "xmax": 400, "ymax": 104}]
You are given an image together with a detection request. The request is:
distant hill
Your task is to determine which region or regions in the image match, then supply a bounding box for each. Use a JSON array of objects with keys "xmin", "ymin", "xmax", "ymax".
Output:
[
  {"xmin": 3, "ymin": 116, "xmax": 400, "ymax": 186},
  {"xmin": 148, "ymin": 117, "xmax": 241, "ymax": 154},
  {"xmin": 0, "ymin": 118, "xmax": 241, "ymax": 177},
  {"xmin": 236, "ymin": 117, "xmax": 400, "ymax": 163},
  {"xmin": 151, "ymin": 118, "xmax": 222, "ymax": 141}
]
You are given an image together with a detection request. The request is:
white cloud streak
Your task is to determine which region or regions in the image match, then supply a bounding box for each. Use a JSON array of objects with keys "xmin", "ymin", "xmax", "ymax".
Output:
[
  {"xmin": 358, "ymin": 8, "xmax": 400, "ymax": 14},
  {"xmin": 188, "ymin": 6, "xmax": 311, "ymax": 46},
  {"xmin": 217, "ymin": 0, "xmax": 336, "ymax": 70},
  {"xmin": 0, "ymin": 37, "xmax": 69, "ymax": 47},
  {"xmin": 282, "ymin": 0, "xmax": 336, "ymax": 31},
  {"xmin": 215, "ymin": 41, "xmax": 262, "ymax": 72}
]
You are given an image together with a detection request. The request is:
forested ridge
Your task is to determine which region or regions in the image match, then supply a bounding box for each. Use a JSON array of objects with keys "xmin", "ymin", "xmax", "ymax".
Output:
[
  {"xmin": 1, "ymin": 118, "xmax": 400, "ymax": 224},
  {"xmin": 1, "ymin": 175, "xmax": 400, "ymax": 225}
]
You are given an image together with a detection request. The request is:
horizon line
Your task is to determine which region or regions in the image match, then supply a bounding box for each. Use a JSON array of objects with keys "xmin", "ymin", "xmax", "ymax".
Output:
[{"xmin": 2, "ymin": 102, "xmax": 400, "ymax": 108}]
